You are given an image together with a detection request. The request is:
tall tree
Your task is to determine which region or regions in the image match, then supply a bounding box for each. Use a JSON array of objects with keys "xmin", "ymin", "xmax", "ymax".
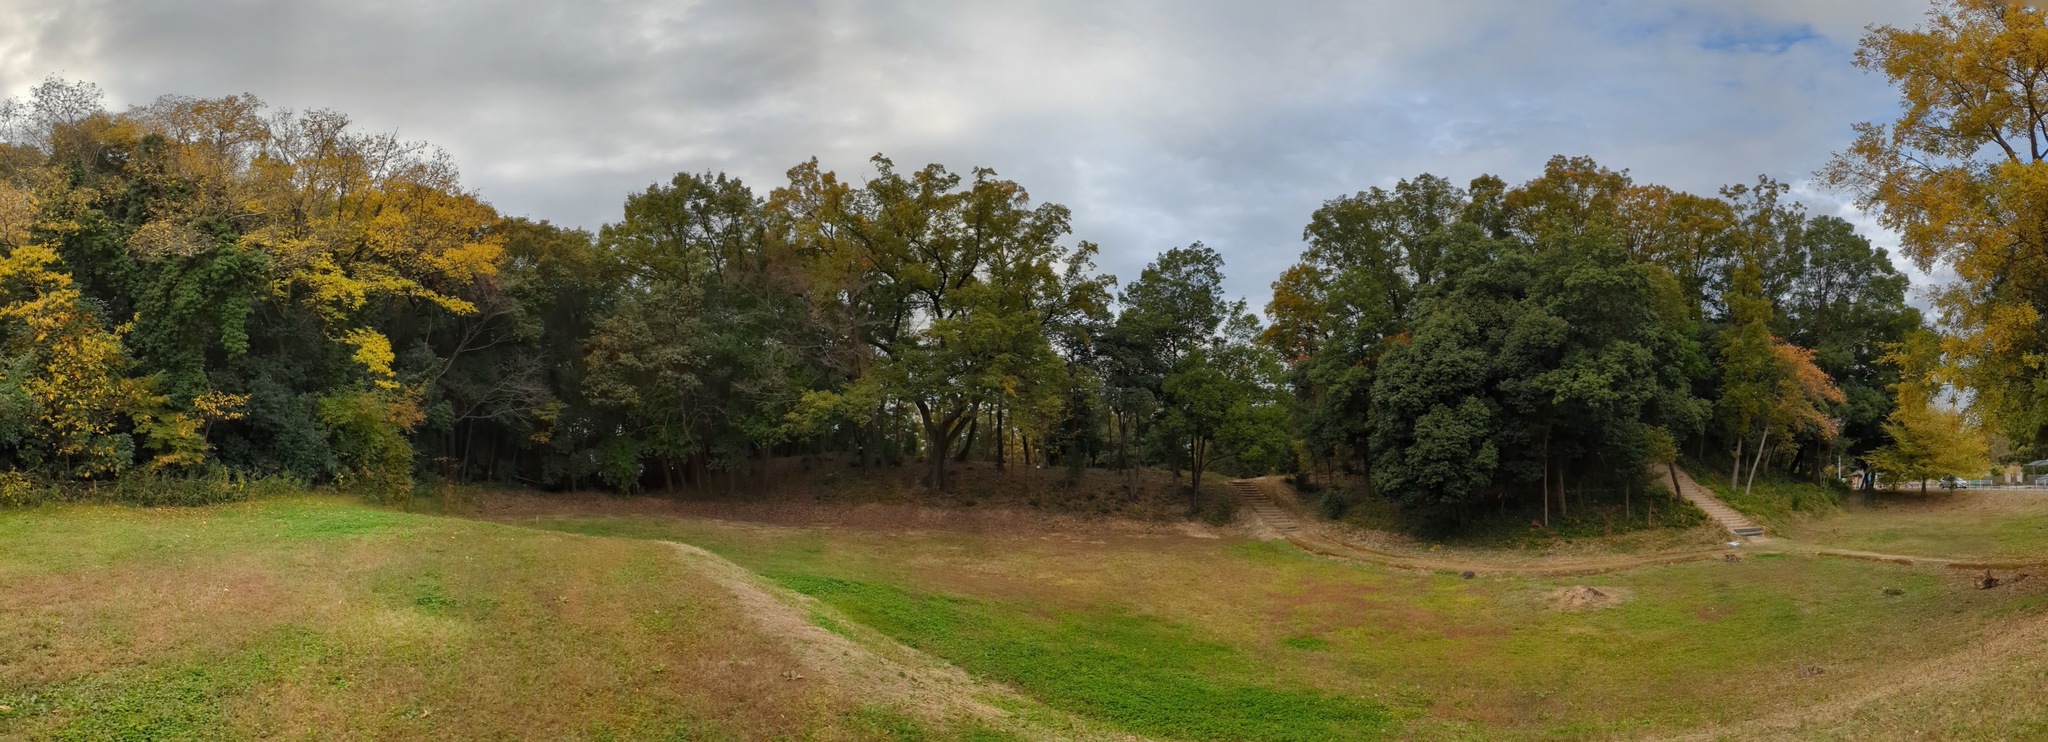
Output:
[
  {"xmin": 1821, "ymin": 0, "xmax": 2048, "ymax": 452},
  {"xmin": 779, "ymin": 157, "xmax": 1101, "ymax": 491}
]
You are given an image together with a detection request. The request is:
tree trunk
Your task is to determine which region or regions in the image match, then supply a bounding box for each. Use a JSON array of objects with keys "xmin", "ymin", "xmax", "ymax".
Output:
[
  {"xmin": 462, "ymin": 422, "xmax": 480, "ymax": 481},
  {"xmin": 1745, "ymin": 429, "xmax": 1769, "ymax": 496},
  {"xmin": 994, "ymin": 405, "xmax": 1006, "ymax": 472},
  {"xmin": 1541, "ymin": 433, "xmax": 1550, "ymax": 528},
  {"xmin": 1189, "ymin": 436, "xmax": 1206, "ymax": 513},
  {"xmin": 955, "ymin": 409, "xmax": 980, "ymax": 463},
  {"xmin": 1116, "ymin": 410, "xmax": 1130, "ymax": 470},
  {"xmin": 1559, "ymin": 461, "xmax": 1568, "ymax": 518},
  {"xmin": 1731, "ymin": 437, "xmax": 1743, "ymax": 490}
]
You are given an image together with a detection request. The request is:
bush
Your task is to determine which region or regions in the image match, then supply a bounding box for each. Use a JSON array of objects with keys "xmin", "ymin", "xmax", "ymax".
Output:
[
  {"xmin": 102, "ymin": 468, "xmax": 309, "ymax": 507},
  {"xmin": 0, "ymin": 468, "xmax": 304, "ymax": 509},
  {"xmin": 317, "ymin": 390, "xmax": 423, "ymax": 505},
  {"xmin": 1318, "ymin": 488, "xmax": 1352, "ymax": 520},
  {"xmin": 1197, "ymin": 485, "xmax": 1239, "ymax": 526},
  {"xmin": 1287, "ymin": 472, "xmax": 1323, "ymax": 495},
  {"xmin": 0, "ymin": 470, "xmax": 56, "ymax": 507}
]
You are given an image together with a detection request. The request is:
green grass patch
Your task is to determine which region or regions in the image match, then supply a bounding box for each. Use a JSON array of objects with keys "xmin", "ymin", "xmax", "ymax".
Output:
[
  {"xmin": 776, "ymin": 573, "xmax": 1395, "ymax": 742},
  {"xmin": 1281, "ymin": 635, "xmax": 1331, "ymax": 651},
  {"xmin": 4, "ymin": 625, "xmax": 328, "ymax": 742}
]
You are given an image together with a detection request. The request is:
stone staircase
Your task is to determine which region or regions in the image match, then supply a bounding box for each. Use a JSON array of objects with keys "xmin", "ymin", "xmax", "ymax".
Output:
[
  {"xmin": 1229, "ymin": 479, "xmax": 1300, "ymax": 533},
  {"xmin": 1659, "ymin": 465, "xmax": 1765, "ymax": 539}
]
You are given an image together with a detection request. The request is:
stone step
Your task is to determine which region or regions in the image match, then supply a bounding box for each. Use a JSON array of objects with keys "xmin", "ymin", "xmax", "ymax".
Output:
[{"xmin": 1231, "ymin": 480, "xmax": 1307, "ymax": 532}]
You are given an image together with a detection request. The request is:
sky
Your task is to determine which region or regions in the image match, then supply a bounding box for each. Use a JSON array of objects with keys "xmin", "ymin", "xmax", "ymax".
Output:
[{"xmin": 0, "ymin": 0, "xmax": 1942, "ymax": 306}]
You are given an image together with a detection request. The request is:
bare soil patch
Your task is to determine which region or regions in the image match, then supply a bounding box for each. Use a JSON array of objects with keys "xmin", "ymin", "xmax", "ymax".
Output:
[{"xmin": 1547, "ymin": 585, "xmax": 1630, "ymax": 612}]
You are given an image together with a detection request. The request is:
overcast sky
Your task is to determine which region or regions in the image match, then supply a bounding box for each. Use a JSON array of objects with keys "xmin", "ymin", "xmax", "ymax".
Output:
[{"xmin": 0, "ymin": 0, "xmax": 1940, "ymax": 305}]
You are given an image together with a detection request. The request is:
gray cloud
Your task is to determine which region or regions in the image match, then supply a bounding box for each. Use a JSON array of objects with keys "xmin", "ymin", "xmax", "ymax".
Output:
[{"xmin": 1, "ymin": 0, "xmax": 1935, "ymax": 304}]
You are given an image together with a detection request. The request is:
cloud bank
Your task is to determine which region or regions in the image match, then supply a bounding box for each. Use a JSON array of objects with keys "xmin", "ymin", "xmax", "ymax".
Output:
[{"xmin": 0, "ymin": 0, "xmax": 1937, "ymax": 301}]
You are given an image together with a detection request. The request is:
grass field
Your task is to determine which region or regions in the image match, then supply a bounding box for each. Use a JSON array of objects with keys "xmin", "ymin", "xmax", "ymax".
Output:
[
  {"xmin": 0, "ymin": 497, "xmax": 1016, "ymax": 741},
  {"xmin": 525, "ymin": 506, "xmax": 2048, "ymax": 739},
  {"xmin": 7, "ymin": 491, "xmax": 2048, "ymax": 740},
  {"xmin": 1780, "ymin": 488, "xmax": 2048, "ymax": 561}
]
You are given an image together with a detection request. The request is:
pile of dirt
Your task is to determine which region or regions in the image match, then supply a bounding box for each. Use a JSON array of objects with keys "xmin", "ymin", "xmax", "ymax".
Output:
[{"xmin": 1548, "ymin": 585, "xmax": 1629, "ymax": 612}]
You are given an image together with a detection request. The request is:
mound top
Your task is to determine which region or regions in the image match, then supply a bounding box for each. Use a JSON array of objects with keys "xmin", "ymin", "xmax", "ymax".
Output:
[{"xmin": 1549, "ymin": 585, "xmax": 1629, "ymax": 612}]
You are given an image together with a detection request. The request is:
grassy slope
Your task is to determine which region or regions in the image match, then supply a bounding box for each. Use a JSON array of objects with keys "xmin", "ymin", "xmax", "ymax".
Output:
[
  {"xmin": 0, "ymin": 497, "xmax": 999, "ymax": 741},
  {"xmin": 1782, "ymin": 489, "xmax": 2048, "ymax": 561},
  {"xmin": 1682, "ymin": 461, "xmax": 2048, "ymax": 561},
  {"xmin": 535, "ymin": 514, "xmax": 2048, "ymax": 740}
]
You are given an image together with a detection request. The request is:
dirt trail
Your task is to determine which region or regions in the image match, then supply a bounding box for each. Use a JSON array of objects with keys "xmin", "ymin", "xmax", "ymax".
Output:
[{"xmin": 663, "ymin": 542, "xmax": 1138, "ymax": 741}]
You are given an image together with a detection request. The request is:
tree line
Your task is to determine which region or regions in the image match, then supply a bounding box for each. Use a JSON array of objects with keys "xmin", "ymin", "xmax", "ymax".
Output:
[
  {"xmin": 0, "ymin": 80, "xmax": 1291, "ymax": 509},
  {"xmin": 1264, "ymin": 160, "xmax": 1923, "ymax": 522},
  {"xmin": 2, "ymin": 0, "xmax": 2035, "ymax": 527}
]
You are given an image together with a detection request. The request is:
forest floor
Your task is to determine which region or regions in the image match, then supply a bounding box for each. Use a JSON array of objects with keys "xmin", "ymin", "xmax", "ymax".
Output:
[{"xmin": 8, "ymin": 483, "xmax": 2048, "ymax": 740}]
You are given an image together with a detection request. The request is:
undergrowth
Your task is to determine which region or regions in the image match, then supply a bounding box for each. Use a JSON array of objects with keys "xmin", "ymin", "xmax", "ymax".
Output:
[
  {"xmin": 1313, "ymin": 480, "xmax": 1709, "ymax": 547},
  {"xmin": 0, "ymin": 468, "xmax": 305, "ymax": 508}
]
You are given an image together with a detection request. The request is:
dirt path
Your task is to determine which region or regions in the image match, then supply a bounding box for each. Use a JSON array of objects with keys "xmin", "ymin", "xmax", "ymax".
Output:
[{"xmin": 664, "ymin": 542, "xmax": 1139, "ymax": 741}]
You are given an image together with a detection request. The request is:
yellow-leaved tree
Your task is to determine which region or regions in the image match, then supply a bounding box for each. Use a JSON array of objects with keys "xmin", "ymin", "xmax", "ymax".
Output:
[
  {"xmin": 0, "ymin": 243, "xmax": 152, "ymax": 477},
  {"xmin": 1821, "ymin": 0, "xmax": 2048, "ymax": 448},
  {"xmin": 1868, "ymin": 331, "xmax": 1991, "ymax": 494}
]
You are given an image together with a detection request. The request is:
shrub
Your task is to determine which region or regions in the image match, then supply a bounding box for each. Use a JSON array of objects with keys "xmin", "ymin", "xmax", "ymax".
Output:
[
  {"xmin": 0, "ymin": 470, "xmax": 54, "ymax": 507},
  {"xmin": 0, "ymin": 467, "xmax": 305, "ymax": 509},
  {"xmin": 1197, "ymin": 485, "xmax": 1239, "ymax": 526},
  {"xmin": 101, "ymin": 468, "xmax": 309, "ymax": 507},
  {"xmin": 1318, "ymin": 489, "xmax": 1351, "ymax": 520},
  {"xmin": 316, "ymin": 390, "xmax": 423, "ymax": 505}
]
